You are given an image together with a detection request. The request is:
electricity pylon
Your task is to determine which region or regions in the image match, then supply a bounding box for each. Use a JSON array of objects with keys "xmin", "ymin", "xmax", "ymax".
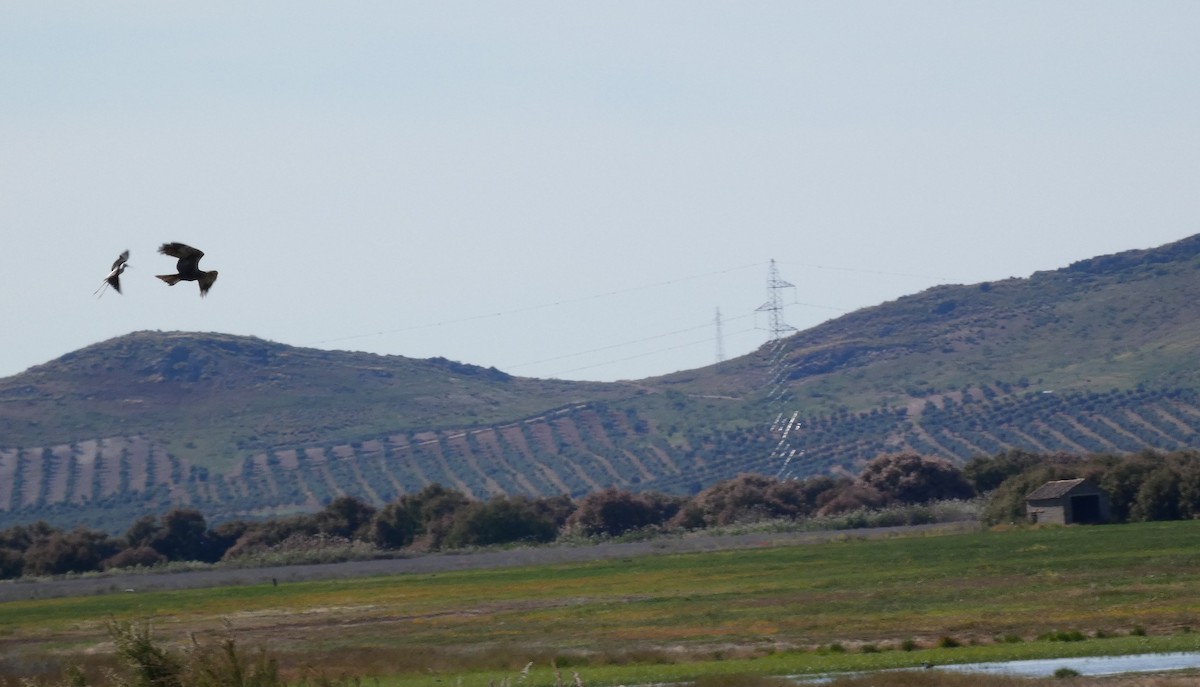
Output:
[
  {"xmin": 714, "ymin": 307, "xmax": 725, "ymax": 364},
  {"xmin": 756, "ymin": 259, "xmax": 797, "ymax": 341}
]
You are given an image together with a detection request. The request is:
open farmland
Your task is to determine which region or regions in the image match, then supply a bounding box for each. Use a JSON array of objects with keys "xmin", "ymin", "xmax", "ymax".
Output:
[{"xmin": 3, "ymin": 521, "xmax": 1200, "ymax": 685}]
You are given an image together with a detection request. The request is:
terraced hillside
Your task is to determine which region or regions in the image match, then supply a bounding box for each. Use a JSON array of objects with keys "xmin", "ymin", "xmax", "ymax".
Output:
[
  {"xmin": 0, "ymin": 402, "xmax": 727, "ymax": 531},
  {"xmin": 767, "ymin": 385, "xmax": 1200, "ymax": 477},
  {"xmin": 6, "ymin": 384, "xmax": 1200, "ymax": 532}
]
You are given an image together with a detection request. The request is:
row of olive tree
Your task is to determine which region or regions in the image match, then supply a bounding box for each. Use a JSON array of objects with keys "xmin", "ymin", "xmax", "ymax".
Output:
[{"xmin": 6, "ymin": 448, "xmax": 1200, "ymax": 579}]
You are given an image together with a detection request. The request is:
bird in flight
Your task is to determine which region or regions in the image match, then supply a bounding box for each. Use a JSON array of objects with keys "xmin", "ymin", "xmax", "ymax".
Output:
[
  {"xmin": 156, "ymin": 242, "xmax": 218, "ymax": 296},
  {"xmin": 94, "ymin": 250, "xmax": 130, "ymax": 297}
]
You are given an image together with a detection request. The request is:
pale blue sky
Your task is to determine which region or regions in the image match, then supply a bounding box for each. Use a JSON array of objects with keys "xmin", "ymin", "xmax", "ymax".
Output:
[{"xmin": 2, "ymin": 2, "xmax": 1198, "ymax": 381}]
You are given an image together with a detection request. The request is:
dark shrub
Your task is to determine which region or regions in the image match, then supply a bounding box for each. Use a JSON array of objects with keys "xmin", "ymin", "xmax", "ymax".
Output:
[
  {"xmin": 443, "ymin": 496, "xmax": 558, "ymax": 548},
  {"xmin": 103, "ymin": 545, "xmax": 167, "ymax": 571},
  {"xmin": 567, "ymin": 488, "xmax": 677, "ymax": 537},
  {"xmin": 370, "ymin": 502, "xmax": 420, "ymax": 549},
  {"xmin": 23, "ymin": 527, "xmax": 118, "ymax": 576},
  {"xmin": 153, "ymin": 509, "xmax": 216, "ymax": 562},
  {"xmin": 858, "ymin": 453, "xmax": 975, "ymax": 505},
  {"xmin": 314, "ymin": 495, "xmax": 376, "ymax": 540},
  {"xmin": 672, "ymin": 474, "xmax": 828, "ymax": 528}
]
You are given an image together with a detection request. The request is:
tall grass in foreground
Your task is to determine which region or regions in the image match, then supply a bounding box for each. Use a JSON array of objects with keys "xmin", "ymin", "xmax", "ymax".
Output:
[
  {"xmin": 8, "ymin": 622, "xmax": 1200, "ymax": 687},
  {"xmin": 44, "ymin": 620, "xmax": 361, "ymax": 687}
]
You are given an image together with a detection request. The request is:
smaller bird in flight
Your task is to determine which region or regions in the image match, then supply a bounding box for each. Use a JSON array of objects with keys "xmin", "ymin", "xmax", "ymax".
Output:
[
  {"xmin": 94, "ymin": 250, "xmax": 130, "ymax": 297},
  {"xmin": 156, "ymin": 242, "xmax": 218, "ymax": 296}
]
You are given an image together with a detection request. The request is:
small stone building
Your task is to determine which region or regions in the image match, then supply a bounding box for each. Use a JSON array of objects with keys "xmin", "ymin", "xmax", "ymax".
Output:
[{"xmin": 1026, "ymin": 478, "xmax": 1111, "ymax": 525}]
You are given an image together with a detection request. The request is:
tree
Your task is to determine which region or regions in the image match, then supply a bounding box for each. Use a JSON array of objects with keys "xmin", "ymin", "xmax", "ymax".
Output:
[
  {"xmin": 674, "ymin": 474, "xmax": 843, "ymax": 529},
  {"xmin": 858, "ymin": 454, "xmax": 975, "ymax": 505},
  {"xmin": 220, "ymin": 516, "xmax": 318, "ymax": 560},
  {"xmin": 813, "ymin": 481, "xmax": 886, "ymax": 516},
  {"xmin": 0, "ymin": 521, "xmax": 53, "ymax": 551},
  {"xmin": 23, "ymin": 527, "xmax": 118, "ymax": 576},
  {"xmin": 1174, "ymin": 454, "xmax": 1200, "ymax": 519},
  {"xmin": 1098, "ymin": 457, "xmax": 1157, "ymax": 523},
  {"xmin": 565, "ymin": 488, "xmax": 676, "ymax": 537},
  {"xmin": 962, "ymin": 450, "xmax": 1044, "ymax": 493},
  {"xmin": 0, "ymin": 547, "xmax": 22, "ymax": 579},
  {"xmin": 0, "ymin": 522, "xmax": 53, "ymax": 578},
  {"xmin": 208, "ymin": 520, "xmax": 252, "ymax": 560},
  {"xmin": 1131, "ymin": 466, "xmax": 1181, "ymax": 522},
  {"xmin": 124, "ymin": 514, "xmax": 164, "ymax": 549},
  {"xmin": 153, "ymin": 508, "xmax": 215, "ymax": 562},
  {"xmin": 405, "ymin": 484, "xmax": 471, "ymax": 549},
  {"xmin": 531, "ymin": 493, "xmax": 577, "ymax": 528},
  {"xmin": 443, "ymin": 496, "xmax": 558, "ymax": 548},
  {"xmin": 672, "ymin": 474, "xmax": 815, "ymax": 529},
  {"xmin": 370, "ymin": 502, "xmax": 420, "ymax": 549},
  {"xmin": 409, "ymin": 484, "xmax": 470, "ymax": 526},
  {"xmin": 314, "ymin": 495, "xmax": 376, "ymax": 540}
]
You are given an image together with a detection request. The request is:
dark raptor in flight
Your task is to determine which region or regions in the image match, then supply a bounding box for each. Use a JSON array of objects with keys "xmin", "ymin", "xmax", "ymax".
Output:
[{"xmin": 156, "ymin": 242, "xmax": 218, "ymax": 296}]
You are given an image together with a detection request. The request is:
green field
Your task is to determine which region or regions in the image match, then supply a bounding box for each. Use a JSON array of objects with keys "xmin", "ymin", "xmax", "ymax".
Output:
[{"xmin": 3, "ymin": 522, "xmax": 1200, "ymax": 686}]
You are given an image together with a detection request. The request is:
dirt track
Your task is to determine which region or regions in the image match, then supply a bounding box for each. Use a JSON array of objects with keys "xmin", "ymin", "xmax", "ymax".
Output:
[{"xmin": 0, "ymin": 521, "xmax": 977, "ymax": 603}]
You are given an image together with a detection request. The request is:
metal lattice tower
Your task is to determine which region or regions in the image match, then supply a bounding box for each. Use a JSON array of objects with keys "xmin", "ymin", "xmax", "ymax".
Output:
[
  {"xmin": 755, "ymin": 259, "xmax": 802, "ymax": 478},
  {"xmin": 714, "ymin": 307, "xmax": 725, "ymax": 364},
  {"xmin": 756, "ymin": 259, "xmax": 797, "ymax": 341}
]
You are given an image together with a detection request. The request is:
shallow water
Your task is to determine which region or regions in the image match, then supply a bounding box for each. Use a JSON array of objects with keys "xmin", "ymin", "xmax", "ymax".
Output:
[
  {"xmin": 932, "ymin": 651, "xmax": 1200, "ymax": 677},
  {"xmin": 795, "ymin": 652, "xmax": 1200, "ymax": 683}
]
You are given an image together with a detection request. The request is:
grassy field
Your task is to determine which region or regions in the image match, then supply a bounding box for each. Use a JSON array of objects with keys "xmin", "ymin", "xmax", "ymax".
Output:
[{"xmin": 2, "ymin": 521, "xmax": 1200, "ymax": 686}]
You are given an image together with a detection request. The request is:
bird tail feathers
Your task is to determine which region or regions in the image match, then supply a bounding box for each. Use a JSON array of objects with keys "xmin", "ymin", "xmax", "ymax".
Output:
[{"xmin": 198, "ymin": 271, "xmax": 218, "ymax": 296}]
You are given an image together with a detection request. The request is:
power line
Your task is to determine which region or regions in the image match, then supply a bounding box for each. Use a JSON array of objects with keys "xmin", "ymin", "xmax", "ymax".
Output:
[
  {"xmin": 507, "ymin": 313, "xmax": 757, "ymax": 373},
  {"xmin": 309, "ymin": 258, "xmax": 947, "ymax": 352},
  {"xmin": 309, "ymin": 261, "xmax": 766, "ymax": 347},
  {"xmin": 776, "ymin": 260, "xmax": 955, "ymax": 283},
  {"xmin": 304, "ymin": 255, "xmax": 954, "ymax": 384},
  {"xmin": 543, "ymin": 326, "xmax": 760, "ymax": 378}
]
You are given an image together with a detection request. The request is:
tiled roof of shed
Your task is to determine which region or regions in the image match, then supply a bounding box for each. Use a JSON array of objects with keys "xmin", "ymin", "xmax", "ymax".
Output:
[{"xmin": 1026, "ymin": 478, "xmax": 1088, "ymax": 500}]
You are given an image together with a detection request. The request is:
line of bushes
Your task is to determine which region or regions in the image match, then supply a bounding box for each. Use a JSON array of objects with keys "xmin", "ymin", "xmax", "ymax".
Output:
[{"xmin": 4, "ymin": 448, "xmax": 1200, "ymax": 580}]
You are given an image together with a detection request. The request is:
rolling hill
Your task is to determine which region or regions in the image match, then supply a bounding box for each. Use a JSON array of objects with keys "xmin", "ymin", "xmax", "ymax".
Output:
[{"xmin": 5, "ymin": 234, "xmax": 1200, "ymax": 531}]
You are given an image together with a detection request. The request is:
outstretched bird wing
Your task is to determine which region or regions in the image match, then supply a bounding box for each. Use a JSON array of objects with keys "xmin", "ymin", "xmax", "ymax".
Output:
[
  {"xmin": 111, "ymin": 250, "xmax": 130, "ymax": 271},
  {"xmin": 158, "ymin": 242, "xmax": 204, "ymax": 273}
]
